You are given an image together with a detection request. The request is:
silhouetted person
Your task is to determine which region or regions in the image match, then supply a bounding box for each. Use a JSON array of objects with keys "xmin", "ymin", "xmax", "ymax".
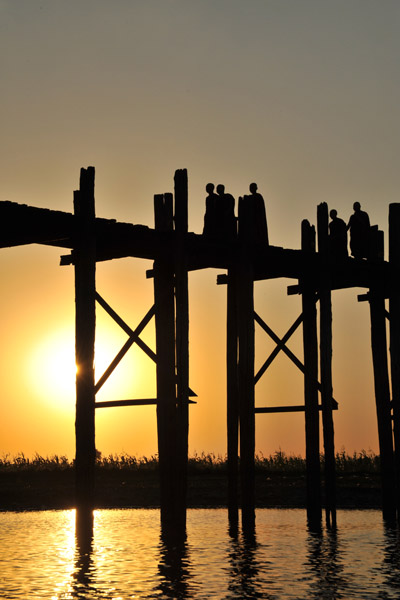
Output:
[
  {"xmin": 216, "ymin": 184, "xmax": 236, "ymax": 240},
  {"xmin": 329, "ymin": 209, "xmax": 348, "ymax": 260},
  {"xmin": 238, "ymin": 183, "xmax": 269, "ymax": 245},
  {"xmin": 249, "ymin": 183, "xmax": 269, "ymax": 244},
  {"xmin": 202, "ymin": 182, "xmax": 218, "ymax": 238},
  {"xmin": 347, "ymin": 202, "xmax": 370, "ymax": 259}
]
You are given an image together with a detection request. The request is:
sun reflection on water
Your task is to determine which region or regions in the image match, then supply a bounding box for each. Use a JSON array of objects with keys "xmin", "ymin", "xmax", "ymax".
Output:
[{"xmin": 2, "ymin": 509, "xmax": 400, "ymax": 599}]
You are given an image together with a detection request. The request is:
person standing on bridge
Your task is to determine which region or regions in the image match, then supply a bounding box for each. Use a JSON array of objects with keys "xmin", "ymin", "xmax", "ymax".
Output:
[
  {"xmin": 238, "ymin": 183, "xmax": 269, "ymax": 245},
  {"xmin": 203, "ymin": 182, "xmax": 218, "ymax": 238},
  {"xmin": 216, "ymin": 184, "xmax": 236, "ymax": 240},
  {"xmin": 249, "ymin": 183, "xmax": 269, "ymax": 244},
  {"xmin": 347, "ymin": 202, "xmax": 370, "ymax": 259},
  {"xmin": 329, "ymin": 209, "xmax": 348, "ymax": 260}
]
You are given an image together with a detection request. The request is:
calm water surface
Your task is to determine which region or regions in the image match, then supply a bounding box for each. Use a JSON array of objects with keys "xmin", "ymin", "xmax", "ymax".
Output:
[{"xmin": 1, "ymin": 508, "xmax": 400, "ymax": 599}]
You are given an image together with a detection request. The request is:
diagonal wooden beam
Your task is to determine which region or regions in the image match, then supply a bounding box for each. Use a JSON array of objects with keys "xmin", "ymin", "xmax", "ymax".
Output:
[
  {"xmin": 96, "ymin": 292, "xmax": 155, "ymax": 341},
  {"xmin": 96, "ymin": 292, "xmax": 157, "ymax": 362},
  {"xmin": 254, "ymin": 310, "xmax": 337, "ymax": 407},
  {"xmin": 95, "ymin": 335, "xmax": 137, "ymax": 394},
  {"xmin": 95, "ymin": 292, "xmax": 197, "ymax": 397},
  {"xmin": 254, "ymin": 312, "xmax": 303, "ymax": 383}
]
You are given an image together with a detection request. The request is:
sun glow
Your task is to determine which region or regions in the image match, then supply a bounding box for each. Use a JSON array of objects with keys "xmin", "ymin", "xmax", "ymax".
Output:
[
  {"xmin": 27, "ymin": 323, "xmax": 155, "ymax": 415},
  {"xmin": 27, "ymin": 329, "xmax": 76, "ymax": 412}
]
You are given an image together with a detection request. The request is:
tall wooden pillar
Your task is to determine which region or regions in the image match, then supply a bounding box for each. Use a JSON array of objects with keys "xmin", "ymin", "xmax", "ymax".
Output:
[
  {"xmin": 74, "ymin": 166, "xmax": 96, "ymax": 510},
  {"xmin": 389, "ymin": 203, "xmax": 400, "ymax": 520},
  {"xmin": 174, "ymin": 169, "xmax": 189, "ymax": 528},
  {"xmin": 227, "ymin": 266, "xmax": 239, "ymax": 524},
  {"xmin": 301, "ymin": 220, "xmax": 322, "ymax": 526},
  {"xmin": 369, "ymin": 230, "xmax": 396, "ymax": 521},
  {"xmin": 237, "ymin": 196, "xmax": 255, "ymax": 528},
  {"xmin": 317, "ymin": 203, "xmax": 336, "ymax": 527},
  {"xmin": 153, "ymin": 193, "xmax": 177, "ymax": 528}
]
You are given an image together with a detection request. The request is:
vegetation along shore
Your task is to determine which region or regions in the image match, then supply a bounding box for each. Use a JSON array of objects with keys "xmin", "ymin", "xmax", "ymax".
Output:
[{"xmin": 0, "ymin": 450, "xmax": 382, "ymax": 512}]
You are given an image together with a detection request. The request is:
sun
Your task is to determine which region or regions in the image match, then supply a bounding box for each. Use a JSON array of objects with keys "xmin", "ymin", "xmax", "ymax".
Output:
[
  {"xmin": 27, "ymin": 328, "xmax": 76, "ymax": 412},
  {"xmin": 27, "ymin": 325, "xmax": 154, "ymax": 413}
]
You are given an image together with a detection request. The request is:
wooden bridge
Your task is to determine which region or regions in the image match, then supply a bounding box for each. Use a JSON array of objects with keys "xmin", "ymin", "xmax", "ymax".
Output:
[{"xmin": 2, "ymin": 166, "xmax": 400, "ymax": 531}]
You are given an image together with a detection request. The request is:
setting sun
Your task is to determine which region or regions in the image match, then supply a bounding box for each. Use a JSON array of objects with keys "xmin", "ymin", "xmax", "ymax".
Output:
[
  {"xmin": 26, "ymin": 317, "xmax": 156, "ymax": 416},
  {"xmin": 27, "ymin": 329, "xmax": 76, "ymax": 413}
]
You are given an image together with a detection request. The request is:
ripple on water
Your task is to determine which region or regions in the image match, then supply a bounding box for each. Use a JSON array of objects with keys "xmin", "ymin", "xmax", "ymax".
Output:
[{"xmin": 1, "ymin": 508, "xmax": 400, "ymax": 599}]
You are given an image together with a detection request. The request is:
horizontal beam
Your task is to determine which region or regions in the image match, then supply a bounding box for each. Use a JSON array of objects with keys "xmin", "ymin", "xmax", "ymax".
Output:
[
  {"xmin": 95, "ymin": 399, "xmax": 158, "ymax": 408},
  {"xmin": 216, "ymin": 274, "xmax": 228, "ymax": 285},
  {"xmin": 287, "ymin": 284, "xmax": 301, "ymax": 295},
  {"xmin": 95, "ymin": 398, "xmax": 197, "ymax": 409},
  {"xmin": 0, "ymin": 200, "xmax": 394, "ymax": 289},
  {"xmin": 358, "ymin": 292, "xmax": 392, "ymax": 303},
  {"xmin": 255, "ymin": 403, "xmax": 338, "ymax": 414}
]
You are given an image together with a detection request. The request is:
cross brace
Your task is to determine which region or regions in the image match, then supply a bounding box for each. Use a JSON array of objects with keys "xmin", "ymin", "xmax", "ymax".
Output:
[
  {"xmin": 94, "ymin": 292, "xmax": 196, "ymax": 406},
  {"xmin": 254, "ymin": 309, "xmax": 338, "ymax": 410}
]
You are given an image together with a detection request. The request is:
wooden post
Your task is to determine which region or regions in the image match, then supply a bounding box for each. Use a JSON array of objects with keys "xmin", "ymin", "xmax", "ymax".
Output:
[
  {"xmin": 74, "ymin": 167, "xmax": 96, "ymax": 510},
  {"xmin": 227, "ymin": 266, "xmax": 239, "ymax": 524},
  {"xmin": 301, "ymin": 219, "xmax": 322, "ymax": 526},
  {"xmin": 389, "ymin": 203, "xmax": 400, "ymax": 520},
  {"xmin": 153, "ymin": 193, "xmax": 177, "ymax": 528},
  {"xmin": 237, "ymin": 196, "xmax": 255, "ymax": 529},
  {"xmin": 317, "ymin": 203, "xmax": 336, "ymax": 527},
  {"xmin": 369, "ymin": 230, "xmax": 396, "ymax": 521},
  {"xmin": 174, "ymin": 169, "xmax": 189, "ymax": 528}
]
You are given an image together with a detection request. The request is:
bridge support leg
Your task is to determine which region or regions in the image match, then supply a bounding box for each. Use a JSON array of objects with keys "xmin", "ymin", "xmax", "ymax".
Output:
[
  {"xmin": 174, "ymin": 169, "xmax": 189, "ymax": 530},
  {"xmin": 369, "ymin": 291, "xmax": 396, "ymax": 521},
  {"xmin": 237, "ymin": 258, "xmax": 255, "ymax": 529},
  {"xmin": 154, "ymin": 193, "xmax": 178, "ymax": 531},
  {"xmin": 317, "ymin": 203, "xmax": 336, "ymax": 527},
  {"xmin": 301, "ymin": 220, "xmax": 322, "ymax": 527},
  {"xmin": 389, "ymin": 203, "xmax": 400, "ymax": 521},
  {"xmin": 74, "ymin": 167, "xmax": 97, "ymax": 511},
  {"xmin": 368, "ymin": 228, "xmax": 396, "ymax": 521},
  {"xmin": 227, "ymin": 266, "xmax": 239, "ymax": 526}
]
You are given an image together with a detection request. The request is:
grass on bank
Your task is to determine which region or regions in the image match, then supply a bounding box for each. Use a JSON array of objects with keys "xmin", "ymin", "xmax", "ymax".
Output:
[{"xmin": 0, "ymin": 449, "xmax": 380, "ymax": 475}]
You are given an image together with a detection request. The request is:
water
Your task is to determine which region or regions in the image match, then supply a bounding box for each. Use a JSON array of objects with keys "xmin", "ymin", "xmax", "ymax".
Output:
[{"xmin": 1, "ymin": 509, "xmax": 400, "ymax": 599}]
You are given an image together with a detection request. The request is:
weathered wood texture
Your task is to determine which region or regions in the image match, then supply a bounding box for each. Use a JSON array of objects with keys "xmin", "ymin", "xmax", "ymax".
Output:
[
  {"xmin": 153, "ymin": 193, "xmax": 177, "ymax": 527},
  {"xmin": 370, "ymin": 293, "xmax": 396, "ymax": 520},
  {"xmin": 389, "ymin": 203, "xmax": 400, "ymax": 520},
  {"xmin": 237, "ymin": 196, "xmax": 255, "ymax": 528},
  {"xmin": 317, "ymin": 203, "xmax": 336, "ymax": 527},
  {"xmin": 369, "ymin": 231, "xmax": 396, "ymax": 521},
  {"xmin": 174, "ymin": 169, "xmax": 190, "ymax": 527},
  {"xmin": 74, "ymin": 167, "xmax": 96, "ymax": 509},
  {"xmin": 301, "ymin": 220, "xmax": 322, "ymax": 525},
  {"xmin": 227, "ymin": 267, "xmax": 239, "ymax": 523}
]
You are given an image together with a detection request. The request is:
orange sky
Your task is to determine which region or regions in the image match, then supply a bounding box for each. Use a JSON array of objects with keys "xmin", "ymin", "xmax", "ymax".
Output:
[{"xmin": 1, "ymin": 1, "xmax": 400, "ymax": 459}]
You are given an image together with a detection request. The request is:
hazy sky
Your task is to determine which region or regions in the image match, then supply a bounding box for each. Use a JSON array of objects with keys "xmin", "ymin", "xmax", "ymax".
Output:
[{"xmin": 1, "ymin": 0, "xmax": 400, "ymax": 459}]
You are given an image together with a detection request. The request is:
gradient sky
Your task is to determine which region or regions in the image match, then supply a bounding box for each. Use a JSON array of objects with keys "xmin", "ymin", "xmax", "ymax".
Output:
[{"xmin": 1, "ymin": 0, "xmax": 400, "ymax": 460}]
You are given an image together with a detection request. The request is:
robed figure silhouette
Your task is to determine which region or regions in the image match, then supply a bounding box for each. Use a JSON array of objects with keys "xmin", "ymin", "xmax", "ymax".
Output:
[
  {"xmin": 328, "ymin": 209, "xmax": 348, "ymax": 260},
  {"xmin": 216, "ymin": 184, "xmax": 237, "ymax": 240},
  {"xmin": 238, "ymin": 183, "xmax": 269, "ymax": 244},
  {"xmin": 202, "ymin": 182, "xmax": 219, "ymax": 238},
  {"xmin": 347, "ymin": 202, "xmax": 370, "ymax": 259}
]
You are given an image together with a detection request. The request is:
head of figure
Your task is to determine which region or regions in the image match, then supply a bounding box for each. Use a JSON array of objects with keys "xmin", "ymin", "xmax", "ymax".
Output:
[
  {"xmin": 216, "ymin": 184, "xmax": 225, "ymax": 196},
  {"xmin": 329, "ymin": 209, "xmax": 337, "ymax": 220},
  {"xmin": 249, "ymin": 183, "xmax": 258, "ymax": 194},
  {"xmin": 353, "ymin": 202, "xmax": 361, "ymax": 212},
  {"xmin": 206, "ymin": 183, "xmax": 214, "ymax": 194}
]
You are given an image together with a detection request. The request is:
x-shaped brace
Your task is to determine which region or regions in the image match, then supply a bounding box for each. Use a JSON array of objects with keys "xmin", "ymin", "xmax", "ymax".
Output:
[
  {"xmin": 254, "ymin": 309, "xmax": 337, "ymax": 406},
  {"xmin": 94, "ymin": 292, "xmax": 196, "ymax": 398}
]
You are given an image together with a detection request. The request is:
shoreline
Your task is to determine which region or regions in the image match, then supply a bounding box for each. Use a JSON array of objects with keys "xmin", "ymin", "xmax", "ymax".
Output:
[{"xmin": 0, "ymin": 470, "xmax": 382, "ymax": 512}]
